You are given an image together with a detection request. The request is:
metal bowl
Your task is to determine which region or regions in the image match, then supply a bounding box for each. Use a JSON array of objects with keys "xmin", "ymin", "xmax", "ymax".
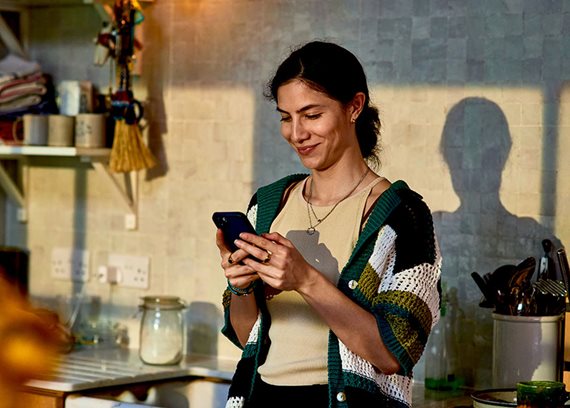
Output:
[{"xmin": 471, "ymin": 388, "xmax": 517, "ymax": 408}]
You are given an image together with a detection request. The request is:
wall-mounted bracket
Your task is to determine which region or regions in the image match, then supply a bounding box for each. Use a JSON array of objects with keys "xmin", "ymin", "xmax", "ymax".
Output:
[
  {"xmin": 0, "ymin": 157, "xmax": 27, "ymax": 222},
  {"xmin": 0, "ymin": 146, "xmax": 139, "ymax": 230},
  {"xmin": 90, "ymin": 161, "xmax": 138, "ymax": 230}
]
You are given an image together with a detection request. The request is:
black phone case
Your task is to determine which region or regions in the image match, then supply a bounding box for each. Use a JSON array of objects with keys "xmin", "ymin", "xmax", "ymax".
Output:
[{"xmin": 212, "ymin": 212, "xmax": 257, "ymax": 252}]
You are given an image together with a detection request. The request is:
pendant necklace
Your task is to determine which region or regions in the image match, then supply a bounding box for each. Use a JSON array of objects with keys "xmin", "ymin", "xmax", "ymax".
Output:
[{"xmin": 305, "ymin": 167, "xmax": 370, "ymax": 235}]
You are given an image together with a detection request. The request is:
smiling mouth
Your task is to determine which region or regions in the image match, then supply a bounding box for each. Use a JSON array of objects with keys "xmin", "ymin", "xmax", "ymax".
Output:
[{"xmin": 297, "ymin": 145, "xmax": 318, "ymax": 155}]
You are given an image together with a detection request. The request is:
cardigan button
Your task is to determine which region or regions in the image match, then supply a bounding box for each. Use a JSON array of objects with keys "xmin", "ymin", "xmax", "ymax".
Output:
[
  {"xmin": 348, "ymin": 280, "xmax": 358, "ymax": 290},
  {"xmin": 336, "ymin": 391, "xmax": 347, "ymax": 402}
]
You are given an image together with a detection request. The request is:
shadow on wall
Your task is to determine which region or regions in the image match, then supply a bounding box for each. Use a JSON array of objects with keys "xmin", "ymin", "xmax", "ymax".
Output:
[
  {"xmin": 431, "ymin": 97, "xmax": 562, "ymax": 387},
  {"xmin": 185, "ymin": 301, "xmax": 221, "ymax": 356}
]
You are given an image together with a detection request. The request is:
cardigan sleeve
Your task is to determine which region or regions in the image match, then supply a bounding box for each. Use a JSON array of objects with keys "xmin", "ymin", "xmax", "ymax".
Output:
[
  {"xmin": 220, "ymin": 199, "xmax": 260, "ymax": 350},
  {"xmin": 368, "ymin": 191, "xmax": 442, "ymax": 376}
]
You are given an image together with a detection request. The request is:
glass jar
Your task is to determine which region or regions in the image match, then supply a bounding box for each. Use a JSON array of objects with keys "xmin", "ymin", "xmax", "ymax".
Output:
[{"xmin": 139, "ymin": 296, "xmax": 185, "ymax": 365}]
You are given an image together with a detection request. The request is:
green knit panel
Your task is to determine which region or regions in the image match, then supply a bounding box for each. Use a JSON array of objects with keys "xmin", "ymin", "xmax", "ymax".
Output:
[
  {"xmin": 340, "ymin": 180, "xmax": 406, "ymax": 282},
  {"xmin": 374, "ymin": 292, "xmax": 433, "ymax": 375},
  {"xmin": 327, "ymin": 331, "xmax": 347, "ymax": 408},
  {"xmin": 350, "ymin": 263, "xmax": 381, "ymax": 307}
]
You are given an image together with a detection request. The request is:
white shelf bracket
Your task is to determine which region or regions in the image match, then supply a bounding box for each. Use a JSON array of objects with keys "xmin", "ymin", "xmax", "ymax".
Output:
[
  {"xmin": 0, "ymin": 158, "xmax": 27, "ymax": 222},
  {"xmin": 91, "ymin": 161, "xmax": 138, "ymax": 230}
]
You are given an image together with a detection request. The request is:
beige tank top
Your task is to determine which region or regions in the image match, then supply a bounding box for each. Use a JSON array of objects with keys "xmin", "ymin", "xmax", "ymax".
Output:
[{"xmin": 257, "ymin": 176, "xmax": 383, "ymax": 385}]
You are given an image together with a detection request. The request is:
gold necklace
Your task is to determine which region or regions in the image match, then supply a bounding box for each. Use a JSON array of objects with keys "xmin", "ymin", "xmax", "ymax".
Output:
[{"xmin": 305, "ymin": 167, "xmax": 370, "ymax": 235}]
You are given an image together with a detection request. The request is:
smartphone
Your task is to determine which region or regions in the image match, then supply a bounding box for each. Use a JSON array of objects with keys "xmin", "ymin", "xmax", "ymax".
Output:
[{"xmin": 212, "ymin": 211, "xmax": 257, "ymax": 252}]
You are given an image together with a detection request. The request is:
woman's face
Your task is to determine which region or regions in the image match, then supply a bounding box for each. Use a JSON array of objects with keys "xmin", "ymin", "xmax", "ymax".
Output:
[{"xmin": 276, "ymin": 80, "xmax": 357, "ymax": 171}]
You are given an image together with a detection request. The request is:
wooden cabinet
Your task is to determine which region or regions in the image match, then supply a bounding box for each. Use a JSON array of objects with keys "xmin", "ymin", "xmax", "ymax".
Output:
[{"xmin": 17, "ymin": 388, "xmax": 66, "ymax": 408}]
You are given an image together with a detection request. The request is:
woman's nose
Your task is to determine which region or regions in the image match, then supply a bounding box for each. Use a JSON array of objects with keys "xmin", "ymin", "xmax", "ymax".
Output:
[{"xmin": 291, "ymin": 119, "xmax": 309, "ymax": 142}]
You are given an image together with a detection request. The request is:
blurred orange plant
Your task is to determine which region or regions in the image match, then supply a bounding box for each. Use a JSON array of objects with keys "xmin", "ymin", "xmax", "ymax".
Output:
[{"xmin": 0, "ymin": 276, "xmax": 72, "ymax": 406}]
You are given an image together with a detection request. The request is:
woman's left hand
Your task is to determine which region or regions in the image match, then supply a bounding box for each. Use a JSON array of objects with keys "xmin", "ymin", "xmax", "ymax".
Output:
[{"xmin": 234, "ymin": 232, "xmax": 317, "ymax": 293}]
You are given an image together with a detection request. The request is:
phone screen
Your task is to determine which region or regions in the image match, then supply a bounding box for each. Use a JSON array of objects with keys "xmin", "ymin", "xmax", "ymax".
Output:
[{"xmin": 212, "ymin": 212, "xmax": 257, "ymax": 252}]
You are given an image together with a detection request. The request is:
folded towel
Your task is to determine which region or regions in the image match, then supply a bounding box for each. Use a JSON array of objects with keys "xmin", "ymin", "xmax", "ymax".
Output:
[
  {"xmin": 0, "ymin": 84, "xmax": 47, "ymax": 104},
  {"xmin": 0, "ymin": 95, "xmax": 42, "ymax": 113},
  {"xmin": 0, "ymin": 72, "xmax": 44, "ymax": 94},
  {"xmin": 0, "ymin": 54, "xmax": 41, "ymax": 85}
]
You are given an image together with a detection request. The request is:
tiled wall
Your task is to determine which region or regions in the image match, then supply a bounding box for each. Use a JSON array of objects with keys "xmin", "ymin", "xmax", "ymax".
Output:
[{"xmin": 6, "ymin": 0, "xmax": 570, "ymax": 388}]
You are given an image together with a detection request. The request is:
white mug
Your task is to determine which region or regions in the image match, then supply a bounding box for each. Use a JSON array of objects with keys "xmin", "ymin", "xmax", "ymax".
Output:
[
  {"xmin": 12, "ymin": 114, "xmax": 48, "ymax": 146},
  {"xmin": 48, "ymin": 114, "xmax": 75, "ymax": 147},
  {"xmin": 75, "ymin": 114, "xmax": 106, "ymax": 148}
]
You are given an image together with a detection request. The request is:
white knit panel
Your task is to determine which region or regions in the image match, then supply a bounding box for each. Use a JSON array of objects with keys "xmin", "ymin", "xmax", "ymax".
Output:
[
  {"xmin": 247, "ymin": 204, "xmax": 258, "ymax": 229},
  {"xmin": 367, "ymin": 225, "xmax": 397, "ymax": 280},
  {"xmin": 369, "ymin": 225, "xmax": 442, "ymax": 326},
  {"xmin": 384, "ymin": 263, "xmax": 441, "ymax": 320},
  {"xmin": 338, "ymin": 340, "xmax": 377, "ymax": 382},
  {"xmin": 246, "ymin": 312, "xmax": 262, "ymax": 345},
  {"xmin": 225, "ymin": 396, "xmax": 245, "ymax": 408},
  {"xmin": 338, "ymin": 340, "xmax": 410, "ymax": 406}
]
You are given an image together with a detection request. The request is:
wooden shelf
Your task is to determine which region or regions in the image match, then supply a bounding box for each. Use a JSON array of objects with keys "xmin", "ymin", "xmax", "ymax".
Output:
[
  {"xmin": 0, "ymin": 145, "xmax": 110, "ymax": 157},
  {"xmin": 0, "ymin": 0, "xmax": 153, "ymax": 6}
]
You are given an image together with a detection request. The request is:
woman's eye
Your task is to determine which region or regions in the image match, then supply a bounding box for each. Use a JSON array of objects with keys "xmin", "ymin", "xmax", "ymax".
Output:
[
  {"xmin": 280, "ymin": 116, "xmax": 292, "ymax": 122},
  {"xmin": 305, "ymin": 113, "xmax": 322, "ymax": 120}
]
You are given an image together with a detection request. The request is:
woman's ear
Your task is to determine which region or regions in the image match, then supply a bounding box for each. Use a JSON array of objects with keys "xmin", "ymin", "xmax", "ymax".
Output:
[{"xmin": 349, "ymin": 92, "xmax": 366, "ymax": 123}]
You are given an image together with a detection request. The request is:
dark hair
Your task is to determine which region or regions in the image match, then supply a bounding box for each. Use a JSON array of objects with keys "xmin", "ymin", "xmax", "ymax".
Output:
[{"xmin": 266, "ymin": 41, "xmax": 381, "ymax": 162}]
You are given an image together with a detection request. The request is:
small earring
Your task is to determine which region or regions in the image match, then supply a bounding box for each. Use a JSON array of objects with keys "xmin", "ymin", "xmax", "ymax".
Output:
[{"xmin": 350, "ymin": 117, "xmax": 356, "ymax": 123}]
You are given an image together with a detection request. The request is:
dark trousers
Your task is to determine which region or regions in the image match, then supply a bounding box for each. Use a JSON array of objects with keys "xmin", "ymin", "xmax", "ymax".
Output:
[{"xmin": 249, "ymin": 378, "xmax": 329, "ymax": 408}]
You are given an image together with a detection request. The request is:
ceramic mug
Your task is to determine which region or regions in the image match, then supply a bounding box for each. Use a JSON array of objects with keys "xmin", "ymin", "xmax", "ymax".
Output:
[
  {"xmin": 516, "ymin": 381, "xmax": 569, "ymax": 408},
  {"xmin": 75, "ymin": 113, "xmax": 106, "ymax": 148},
  {"xmin": 12, "ymin": 114, "xmax": 48, "ymax": 145},
  {"xmin": 48, "ymin": 114, "xmax": 75, "ymax": 147}
]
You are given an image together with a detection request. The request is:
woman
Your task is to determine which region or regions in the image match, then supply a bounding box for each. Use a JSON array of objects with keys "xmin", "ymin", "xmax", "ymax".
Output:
[{"xmin": 215, "ymin": 41, "xmax": 441, "ymax": 408}]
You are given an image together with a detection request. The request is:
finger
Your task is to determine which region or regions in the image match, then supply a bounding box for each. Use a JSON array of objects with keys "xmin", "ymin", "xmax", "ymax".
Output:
[
  {"xmin": 217, "ymin": 230, "xmax": 236, "ymax": 268},
  {"xmin": 227, "ymin": 271, "xmax": 260, "ymax": 288},
  {"xmin": 223, "ymin": 249, "xmax": 251, "ymax": 269},
  {"xmin": 235, "ymin": 239, "xmax": 273, "ymax": 263},
  {"xmin": 215, "ymin": 229, "xmax": 229, "ymax": 252},
  {"xmin": 238, "ymin": 232, "xmax": 282, "ymax": 254},
  {"xmin": 261, "ymin": 232, "xmax": 291, "ymax": 247}
]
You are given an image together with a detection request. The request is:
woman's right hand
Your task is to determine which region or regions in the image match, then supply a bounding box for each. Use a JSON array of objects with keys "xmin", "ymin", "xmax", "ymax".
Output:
[
  {"xmin": 216, "ymin": 229, "xmax": 260, "ymax": 347},
  {"xmin": 216, "ymin": 229, "xmax": 259, "ymax": 290}
]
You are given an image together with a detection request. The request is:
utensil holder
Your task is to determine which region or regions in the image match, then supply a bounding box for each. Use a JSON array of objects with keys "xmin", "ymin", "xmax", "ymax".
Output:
[{"xmin": 492, "ymin": 313, "xmax": 564, "ymax": 388}]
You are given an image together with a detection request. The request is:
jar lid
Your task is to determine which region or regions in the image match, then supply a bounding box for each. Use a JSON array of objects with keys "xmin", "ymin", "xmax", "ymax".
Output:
[{"xmin": 140, "ymin": 295, "xmax": 185, "ymax": 310}]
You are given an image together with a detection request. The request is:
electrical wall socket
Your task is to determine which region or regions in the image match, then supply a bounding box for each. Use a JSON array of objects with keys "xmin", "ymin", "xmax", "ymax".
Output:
[
  {"xmin": 108, "ymin": 254, "xmax": 150, "ymax": 289},
  {"xmin": 51, "ymin": 248, "xmax": 90, "ymax": 282}
]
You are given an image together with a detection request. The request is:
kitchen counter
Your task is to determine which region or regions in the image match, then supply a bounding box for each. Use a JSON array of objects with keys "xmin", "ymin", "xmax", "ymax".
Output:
[
  {"xmin": 24, "ymin": 346, "xmax": 475, "ymax": 406},
  {"xmin": 26, "ymin": 346, "xmax": 238, "ymax": 393},
  {"xmin": 413, "ymin": 387, "xmax": 473, "ymax": 407}
]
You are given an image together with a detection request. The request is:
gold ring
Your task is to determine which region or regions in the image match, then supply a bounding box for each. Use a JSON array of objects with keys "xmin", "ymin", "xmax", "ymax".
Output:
[
  {"xmin": 228, "ymin": 253, "xmax": 235, "ymax": 265},
  {"xmin": 263, "ymin": 250, "xmax": 272, "ymax": 264}
]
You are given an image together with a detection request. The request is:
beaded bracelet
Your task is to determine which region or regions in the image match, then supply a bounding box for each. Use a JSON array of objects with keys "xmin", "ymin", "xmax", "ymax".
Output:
[{"xmin": 227, "ymin": 280, "xmax": 254, "ymax": 296}]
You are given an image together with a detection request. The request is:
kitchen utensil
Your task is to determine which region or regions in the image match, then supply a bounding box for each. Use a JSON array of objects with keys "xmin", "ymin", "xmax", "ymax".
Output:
[
  {"xmin": 485, "ymin": 264, "xmax": 518, "ymax": 314},
  {"xmin": 532, "ymin": 279, "xmax": 566, "ymax": 315},
  {"xmin": 508, "ymin": 257, "xmax": 536, "ymax": 294},
  {"xmin": 534, "ymin": 279, "xmax": 566, "ymax": 296},
  {"xmin": 539, "ymin": 239, "xmax": 556, "ymax": 281},
  {"xmin": 556, "ymin": 247, "xmax": 570, "ymax": 295},
  {"xmin": 471, "ymin": 388, "xmax": 517, "ymax": 408},
  {"xmin": 472, "ymin": 271, "xmax": 495, "ymax": 308},
  {"xmin": 506, "ymin": 257, "xmax": 537, "ymax": 315},
  {"xmin": 108, "ymin": 0, "xmax": 156, "ymax": 173}
]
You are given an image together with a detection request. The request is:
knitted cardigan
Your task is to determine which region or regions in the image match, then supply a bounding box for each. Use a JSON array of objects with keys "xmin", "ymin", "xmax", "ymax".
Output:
[{"xmin": 222, "ymin": 174, "xmax": 442, "ymax": 408}]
